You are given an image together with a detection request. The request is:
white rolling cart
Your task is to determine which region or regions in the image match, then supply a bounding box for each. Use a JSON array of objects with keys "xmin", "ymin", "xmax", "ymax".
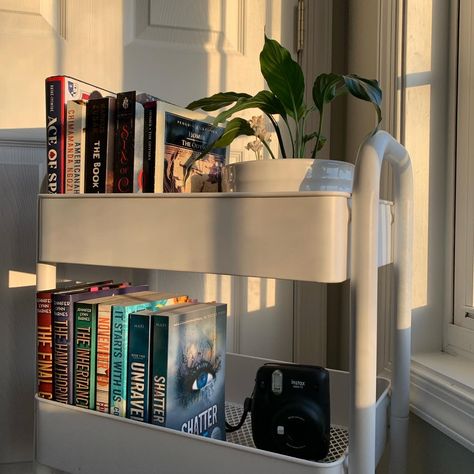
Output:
[{"xmin": 35, "ymin": 131, "xmax": 412, "ymax": 474}]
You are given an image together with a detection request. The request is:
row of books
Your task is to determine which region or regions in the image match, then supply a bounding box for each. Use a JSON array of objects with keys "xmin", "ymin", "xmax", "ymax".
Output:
[
  {"xmin": 45, "ymin": 75, "xmax": 227, "ymax": 195},
  {"xmin": 36, "ymin": 281, "xmax": 227, "ymax": 440}
]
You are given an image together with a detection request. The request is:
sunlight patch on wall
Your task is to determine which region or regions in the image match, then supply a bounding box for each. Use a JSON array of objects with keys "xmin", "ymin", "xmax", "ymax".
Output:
[
  {"xmin": 246, "ymin": 277, "xmax": 276, "ymax": 313},
  {"xmin": 9, "ymin": 270, "xmax": 36, "ymax": 288},
  {"xmin": 405, "ymin": 85, "xmax": 431, "ymax": 309}
]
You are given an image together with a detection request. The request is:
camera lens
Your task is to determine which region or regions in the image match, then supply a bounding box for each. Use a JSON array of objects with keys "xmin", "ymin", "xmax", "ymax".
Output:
[{"xmin": 285, "ymin": 416, "xmax": 309, "ymax": 448}]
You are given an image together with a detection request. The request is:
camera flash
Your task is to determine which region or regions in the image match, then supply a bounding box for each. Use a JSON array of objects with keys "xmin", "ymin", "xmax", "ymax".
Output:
[
  {"xmin": 277, "ymin": 426, "xmax": 285, "ymax": 435},
  {"xmin": 271, "ymin": 369, "xmax": 283, "ymax": 395}
]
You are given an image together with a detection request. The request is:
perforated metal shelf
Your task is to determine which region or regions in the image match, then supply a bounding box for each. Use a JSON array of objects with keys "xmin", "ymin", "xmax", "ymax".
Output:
[{"xmin": 225, "ymin": 402, "xmax": 348, "ymax": 464}]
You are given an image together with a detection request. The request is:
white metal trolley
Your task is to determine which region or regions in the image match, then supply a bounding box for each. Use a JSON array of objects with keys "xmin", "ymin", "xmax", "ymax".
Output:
[{"xmin": 35, "ymin": 131, "xmax": 412, "ymax": 474}]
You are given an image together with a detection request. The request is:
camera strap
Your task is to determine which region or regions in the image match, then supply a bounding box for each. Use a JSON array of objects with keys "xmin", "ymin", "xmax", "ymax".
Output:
[{"xmin": 225, "ymin": 396, "xmax": 253, "ymax": 433}]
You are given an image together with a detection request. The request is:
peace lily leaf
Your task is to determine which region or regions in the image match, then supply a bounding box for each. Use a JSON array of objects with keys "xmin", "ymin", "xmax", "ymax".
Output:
[
  {"xmin": 303, "ymin": 132, "xmax": 326, "ymax": 151},
  {"xmin": 187, "ymin": 92, "xmax": 251, "ymax": 112},
  {"xmin": 214, "ymin": 90, "xmax": 287, "ymax": 124},
  {"xmin": 312, "ymin": 73, "xmax": 342, "ymax": 114},
  {"xmin": 183, "ymin": 118, "xmax": 255, "ymax": 172},
  {"xmin": 343, "ymin": 74, "xmax": 382, "ymax": 129},
  {"xmin": 260, "ymin": 35, "xmax": 304, "ymax": 119}
]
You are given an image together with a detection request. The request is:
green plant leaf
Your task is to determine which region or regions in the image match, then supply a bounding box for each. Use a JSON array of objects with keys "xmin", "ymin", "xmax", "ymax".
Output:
[
  {"xmin": 303, "ymin": 132, "xmax": 326, "ymax": 150},
  {"xmin": 342, "ymin": 74, "xmax": 383, "ymax": 128},
  {"xmin": 312, "ymin": 73, "xmax": 343, "ymax": 114},
  {"xmin": 214, "ymin": 90, "xmax": 287, "ymax": 124},
  {"xmin": 260, "ymin": 35, "xmax": 304, "ymax": 119},
  {"xmin": 187, "ymin": 92, "xmax": 251, "ymax": 111},
  {"xmin": 183, "ymin": 118, "xmax": 255, "ymax": 172}
]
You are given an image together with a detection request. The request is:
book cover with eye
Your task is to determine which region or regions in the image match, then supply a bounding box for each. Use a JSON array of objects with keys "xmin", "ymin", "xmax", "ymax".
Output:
[{"xmin": 150, "ymin": 302, "xmax": 227, "ymax": 441}]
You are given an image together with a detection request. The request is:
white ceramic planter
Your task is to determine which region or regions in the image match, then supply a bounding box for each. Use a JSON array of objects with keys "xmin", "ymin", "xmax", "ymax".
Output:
[{"xmin": 222, "ymin": 159, "xmax": 354, "ymax": 193}]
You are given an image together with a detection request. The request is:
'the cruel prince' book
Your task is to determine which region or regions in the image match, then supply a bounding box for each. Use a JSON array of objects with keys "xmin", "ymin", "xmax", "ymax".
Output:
[{"xmin": 151, "ymin": 303, "xmax": 227, "ymax": 441}]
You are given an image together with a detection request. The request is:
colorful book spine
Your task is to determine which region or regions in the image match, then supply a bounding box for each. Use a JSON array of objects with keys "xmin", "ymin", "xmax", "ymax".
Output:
[
  {"xmin": 110, "ymin": 295, "xmax": 188, "ymax": 418},
  {"xmin": 52, "ymin": 285, "xmax": 121, "ymax": 404},
  {"xmin": 36, "ymin": 290, "xmax": 54, "ymax": 399},
  {"xmin": 65, "ymin": 99, "xmax": 87, "ymax": 194},
  {"xmin": 74, "ymin": 302, "xmax": 98, "ymax": 409},
  {"xmin": 126, "ymin": 313, "xmax": 152, "ymax": 422},
  {"xmin": 85, "ymin": 97, "xmax": 116, "ymax": 193},
  {"xmin": 150, "ymin": 303, "xmax": 227, "ymax": 441},
  {"xmin": 96, "ymin": 302, "xmax": 113, "ymax": 413},
  {"xmin": 134, "ymin": 102, "xmax": 145, "ymax": 192},
  {"xmin": 45, "ymin": 75, "xmax": 114, "ymax": 193}
]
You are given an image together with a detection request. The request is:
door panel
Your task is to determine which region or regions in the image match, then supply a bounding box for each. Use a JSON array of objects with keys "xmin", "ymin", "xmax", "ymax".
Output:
[{"xmin": 0, "ymin": 0, "xmax": 297, "ymax": 463}]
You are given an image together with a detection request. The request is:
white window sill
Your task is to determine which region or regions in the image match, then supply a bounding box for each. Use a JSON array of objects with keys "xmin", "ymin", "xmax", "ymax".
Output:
[{"xmin": 410, "ymin": 351, "xmax": 474, "ymax": 452}]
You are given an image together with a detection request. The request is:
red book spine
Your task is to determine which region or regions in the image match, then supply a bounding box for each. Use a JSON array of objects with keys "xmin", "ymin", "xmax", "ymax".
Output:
[{"xmin": 36, "ymin": 291, "xmax": 54, "ymax": 399}]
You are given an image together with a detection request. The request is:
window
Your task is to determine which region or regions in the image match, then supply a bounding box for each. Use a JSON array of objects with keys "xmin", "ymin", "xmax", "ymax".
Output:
[{"xmin": 452, "ymin": 0, "xmax": 474, "ymax": 357}]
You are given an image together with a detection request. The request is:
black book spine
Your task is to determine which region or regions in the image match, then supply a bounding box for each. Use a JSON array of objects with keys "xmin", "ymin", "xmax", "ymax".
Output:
[
  {"xmin": 142, "ymin": 102, "xmax": 157, "ymax": 193},
  {"xmin": 113, "ymin": 91, "xmax": 136, "ymax": 193},
  {"xmin": 85, "ymin": 98, "xmax": 116, "ymax": 193},
  {"xmin": 45, "ymin": 78, "xmax": 64, "ymax": 193}
]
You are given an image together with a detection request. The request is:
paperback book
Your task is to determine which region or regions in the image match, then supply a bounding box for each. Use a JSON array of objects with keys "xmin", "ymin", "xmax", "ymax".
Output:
[
  {"xmin": 73, "ymin": 285, "xmax": 149, "ymax": 409},
  {"xmin": 52, "ymin": 283, "xmax": 130, "ymax": 404},
  {"xmin": 65, "ymin": 99, "xmax": 87, "ymax": 194},
  {"xmin": 110, "ymin": 292, "xmax": 189, "ymax": 418},
  {"xmin": 142, "ymin": 101, "xmax": 227, "ymax": 193},
  {"xmin": 45, "ymin": 75, "xmax": 114, "ymax": 193},
  {"xmin": 36, "ymin": 281, "xmax": 111, "ymax": 400},
  {"xmin": 149, "ymin": 302, "xmax": 227, "ymax": 440},
  {"xmin": 126, "ymin": 302, "xmax": 192, "ymax": 423},
  {"xmin": 84, "ymin": 96, "xmax": 116, "ymax": 193}
]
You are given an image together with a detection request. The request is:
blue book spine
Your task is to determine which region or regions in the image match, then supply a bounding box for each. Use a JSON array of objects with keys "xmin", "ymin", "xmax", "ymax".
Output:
[{"xmin": 126, "ymin": 313, "xmax": 152, "ymax": 422}]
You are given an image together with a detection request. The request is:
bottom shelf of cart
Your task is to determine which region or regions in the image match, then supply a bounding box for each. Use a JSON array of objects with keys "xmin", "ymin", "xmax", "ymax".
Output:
[{"xmin": 35, "ymin": 353, "xmax": 390, "ymax": 474}]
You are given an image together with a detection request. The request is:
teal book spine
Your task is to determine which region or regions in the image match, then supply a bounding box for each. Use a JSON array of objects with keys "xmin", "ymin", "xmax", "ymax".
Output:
[
  {"xmin": 126, "ymin": 312, "xmax": 152, "ymax": 422},
  {"xmin": 150, "ymin": 315, "xmax": 169, "ymax": 426},
  {"xmin": 110, "ymin": 302, "xmax": 150, "ymax": 417},
  {"xmin": 74, "ymin": 302, "xmax": 98, "ymax": 409},
  {"xmin": 109, "ymin": 296, "xmax": 187, "ymax": 417}
]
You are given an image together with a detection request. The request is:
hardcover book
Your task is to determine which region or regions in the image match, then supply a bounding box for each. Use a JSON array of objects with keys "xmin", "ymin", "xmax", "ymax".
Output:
[
  {"xmin": 84, "ymin": 96, "xmax": 116, "ymax": 193},
  {"xmin": 110, "ymin": 292, "xmax": 189, "ymax": 418},
  {"xmin": 65, "ymin": 99, "xmax": 87, "ymax": 194},
  {"xmin": 142, "ymin": 101, "xmax": 227, "ymax": 193},
  {"xmin": 45, "ymin": 75, "xmax": 114, "ymax": 193},
  {"xmin": 114, "ymin": 92, "xmax": 157, "ymax": 193},
  {"xmin": 52, "ymin": 283, "xmax": 130, "ymax": 404},
  {"xmin": 149, "ymin": 302, "xmax": 227, "ymax": 440},
  {"xmin": 73, "ymin": 285, "xmax": 149, "ymax": 409}
]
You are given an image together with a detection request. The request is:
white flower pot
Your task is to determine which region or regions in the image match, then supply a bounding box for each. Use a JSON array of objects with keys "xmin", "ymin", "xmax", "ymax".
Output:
[{"xmin": 222, "ymin": 158, "xmax": 354, "ymax": 193}]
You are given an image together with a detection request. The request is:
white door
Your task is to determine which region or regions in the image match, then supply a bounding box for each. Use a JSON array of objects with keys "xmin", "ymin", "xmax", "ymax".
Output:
[{"xmin": 0, "ymin": 0, "xmax": 297, "ymax": 464}]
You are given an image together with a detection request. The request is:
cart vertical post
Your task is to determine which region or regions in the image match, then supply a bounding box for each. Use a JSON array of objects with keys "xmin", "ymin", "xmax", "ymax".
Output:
[{"xmin": 350, "ymin": 131, "xmax": 413, "ymax": 474}]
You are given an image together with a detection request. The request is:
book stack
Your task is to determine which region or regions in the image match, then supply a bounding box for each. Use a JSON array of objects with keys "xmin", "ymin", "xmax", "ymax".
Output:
[
  {"xmin": 45, "ymin": 75, "xmax": 227, "ymax": 195},
  {"xmin": 36, "ymin": 281, "xmax": 227, "ymax": 441}
]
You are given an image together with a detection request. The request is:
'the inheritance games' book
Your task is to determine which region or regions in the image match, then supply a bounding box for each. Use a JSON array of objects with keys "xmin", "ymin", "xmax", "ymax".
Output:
[{"xmin": 150, "ymin": 302, "xmax": 227, "ymax": 440}]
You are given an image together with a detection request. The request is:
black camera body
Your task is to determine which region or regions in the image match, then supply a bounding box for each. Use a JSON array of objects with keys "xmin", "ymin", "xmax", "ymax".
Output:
[{"xmin": 251, "ymin": 363, "xmax": 330, "ymax": 461}]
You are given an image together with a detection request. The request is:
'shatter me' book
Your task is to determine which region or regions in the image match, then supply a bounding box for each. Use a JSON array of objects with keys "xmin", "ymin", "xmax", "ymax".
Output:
[
  {"xmin": 142, "ymin": 101, "xmax": 227, "ymax": 193},
  {"xmin": 45, "ymin": 75, "xmax": 114, "ymax": 193},
  {"xmin": 150, "ymin": 302, "xmax": 227, "ymax": 440}
]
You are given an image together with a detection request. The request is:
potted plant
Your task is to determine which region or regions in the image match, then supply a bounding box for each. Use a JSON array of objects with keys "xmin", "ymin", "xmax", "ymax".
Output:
[{"xmin": 185, "ymin": 35, "xmax": 382, "ymax": 192}]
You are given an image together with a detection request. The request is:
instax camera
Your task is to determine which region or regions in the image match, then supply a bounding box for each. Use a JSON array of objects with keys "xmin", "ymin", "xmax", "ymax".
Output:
[{"xmin": 251, "ymin": 363, "xmax": 330, "ymax": 461}]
